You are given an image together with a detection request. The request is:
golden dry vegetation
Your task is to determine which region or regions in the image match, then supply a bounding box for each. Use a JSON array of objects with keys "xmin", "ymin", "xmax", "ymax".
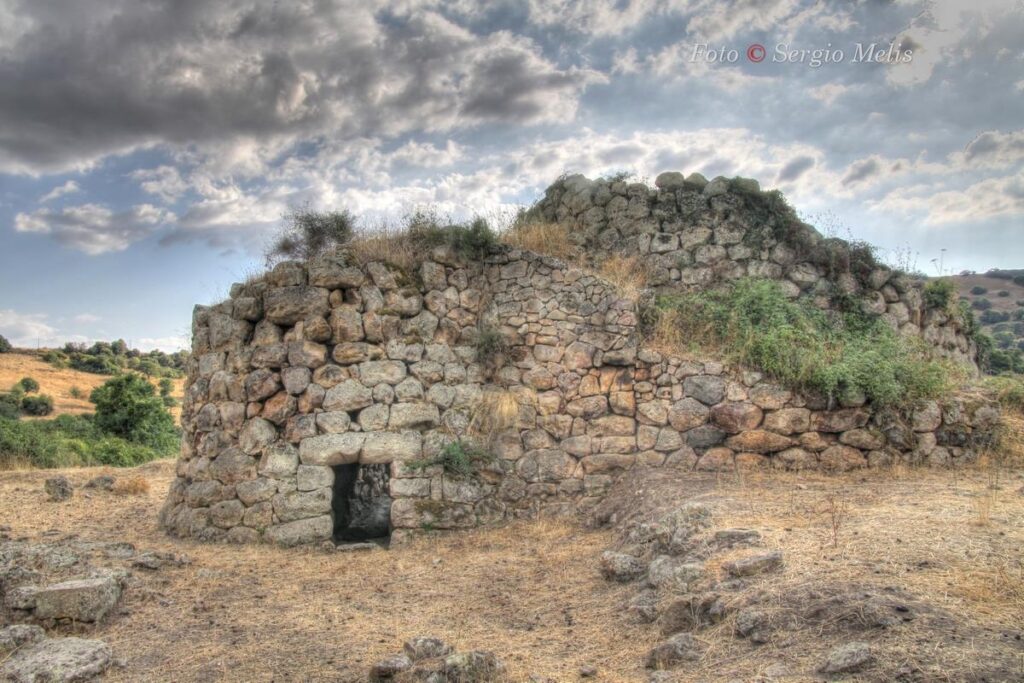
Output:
[
  {"xmin": 0, "ymin": 352, "xmax": 185, "ymax": 423},
  {"xmin": 1, "ymin": 459, "xmax": 1022, "ymax": 682}
]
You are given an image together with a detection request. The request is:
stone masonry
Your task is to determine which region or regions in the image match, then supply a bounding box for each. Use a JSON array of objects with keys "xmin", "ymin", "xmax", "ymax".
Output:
[
  {"xmin": 160, "ymin": 174, "xmax": 1000, "ymax": 546},
  {"xmin": 530, "ymin": 172, "xmax": 978, "ymax": 367}
]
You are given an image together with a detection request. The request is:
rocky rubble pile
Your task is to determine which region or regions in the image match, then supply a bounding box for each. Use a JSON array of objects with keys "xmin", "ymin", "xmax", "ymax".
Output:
[
  {"xmin": 368, "ymin": 636, "xmax": 505, "ymax": 682},
  {"xmin": 0, "ymin": 534, "xmax": 189, "ymax": 681}
]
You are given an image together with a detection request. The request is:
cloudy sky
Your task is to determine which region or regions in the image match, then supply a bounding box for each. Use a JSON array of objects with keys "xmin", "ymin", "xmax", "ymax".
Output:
[{"xmin": 0, "ymin": 0, "xmax": 1022, "ymax": 351}]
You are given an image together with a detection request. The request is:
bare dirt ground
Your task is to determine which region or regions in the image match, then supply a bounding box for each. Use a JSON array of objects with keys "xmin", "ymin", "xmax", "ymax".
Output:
[
  {"xmin": 0, "ymin": 352, "xmax": 185, "ymax": 423},
  {"xmin": 1, "ymin": 460, "xmax": 1023, "ymax": 682}
]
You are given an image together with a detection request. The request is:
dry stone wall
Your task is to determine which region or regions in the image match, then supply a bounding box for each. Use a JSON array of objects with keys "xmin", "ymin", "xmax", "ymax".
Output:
[
  {"xmin": 530, "ymin": 173, "xmax": 978, "ymax": 367},
  {"xmin": 161, "ymin": 236, "xmax": 999, "ymax": 546}
]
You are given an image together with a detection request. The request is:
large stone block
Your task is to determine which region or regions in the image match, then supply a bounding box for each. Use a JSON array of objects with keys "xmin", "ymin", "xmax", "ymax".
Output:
[
  {"xmin": 24, "ymin": 575, "xmax": 122, "ymax": 622},
  {"xmin": 323, "ymin": 379, "xmax": 373, "ymax": 412},
  {"xmin": 263, "ymin": 286, "xmax": 329, "ymax": 325},
  {"xmin": 265, "ymin": 515, "xmax": 333, "ymax": 546},
  {"xmin": 299, "ymin": 433, "xmax": 364, "ymax": 466},
  {"xmin": 361, "ymin": 431, "xmax": 423, "ymax": 464}
]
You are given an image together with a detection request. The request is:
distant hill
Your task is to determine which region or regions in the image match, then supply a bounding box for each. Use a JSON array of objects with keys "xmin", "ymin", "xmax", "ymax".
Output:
[
  {"xmin": 0, "ymin": 352, "xmax": 184, "ymax": 423},
  {"xmin": 948, "ymin": 269, "xmax": 1024, "ymax": 361}
]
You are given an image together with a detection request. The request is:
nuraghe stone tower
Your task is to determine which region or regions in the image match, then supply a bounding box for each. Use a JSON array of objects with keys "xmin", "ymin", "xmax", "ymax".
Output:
[{"xmin": 160, "ymin": 172, "xmax": 1000, "ymax": 546}]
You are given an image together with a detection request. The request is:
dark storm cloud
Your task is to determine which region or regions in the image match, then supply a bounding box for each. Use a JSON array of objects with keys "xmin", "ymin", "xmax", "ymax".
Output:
[
  {"xmin": 0, "ymin": 0, "xmax": 599, "ymax": 174},
  {"xmin": 776, "ymin": 155, "xmax": 815, "ymax": 182},
  {"xmin": 841, "ymin": 158, "xmax": 880, "ymax": 186}
]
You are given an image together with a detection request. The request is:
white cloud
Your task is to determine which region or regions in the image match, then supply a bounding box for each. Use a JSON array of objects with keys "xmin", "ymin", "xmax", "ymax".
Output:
[
  {"xmin": 135, "ymin": 335, "xmax": 188, "ymax": 353},
  {"xmin": 872, "ymin": 171, "xmax": 1024, "ymax": 225},
  {"xmin": 39, "ymin": 180, "xmax": 81, "ymax": 202},
  {"xmin": 809, "ymin": 83, "xmax": 848, "ymax": 106},
  {"xmin": 130, "ymin": 165, "xmax": 188, "ymax": 203},
  {"xmin": 0, "ymin": 309, "xmax": 59, "ymax": 348},
  {"xmin": 14, "ymin": 203, "xmax": 174, "ymax": 254},
  {"xmin": 72, "ymin": 313, "xmax": 101, "ymax": 324}
]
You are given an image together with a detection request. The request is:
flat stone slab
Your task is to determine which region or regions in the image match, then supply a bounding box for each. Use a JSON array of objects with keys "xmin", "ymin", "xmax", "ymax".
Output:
[
  {"xmin": 0, "ymin": 636, "xmax": 112, "ymax": 682},
  {"xmin": 21, "ymin": 575, "xmax": 122, "ymax": 623}
]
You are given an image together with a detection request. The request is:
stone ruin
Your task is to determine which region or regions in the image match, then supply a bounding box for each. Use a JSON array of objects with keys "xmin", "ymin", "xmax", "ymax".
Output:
[{"xmin": 159, "ymin": 172, "xmax": 1001, "ymax": 547}]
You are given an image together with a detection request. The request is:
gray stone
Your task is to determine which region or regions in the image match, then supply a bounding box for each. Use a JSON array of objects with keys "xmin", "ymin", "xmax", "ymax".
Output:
[
  {"xmin": 388, "ymin": 402, "xmax": 440, "ymax": 429},
  {"xmin": 819, "ymin": 642, "xmax": 873, "ymax": 674},
  {"xmin": 265, "ymin": 515, "xmax": 333, "ymax": 546},
  {"xmin": 322, "ymin": 379, "xmax": 373, "ymax": 412},
  {"xmin": 358, "ymin": 360, "xmax": 407, "ymax": 386},
  {"xmin": 299, "ymin": 433, "xmax": 364, "ymax": 466},
  {"xmin": 600, "ymin": 551, "xmax": 646, "ymax": 582},
  {"xmin": 259, "ymin": 442, "xmax": 299, "ymax": 478},
  {"xmin": 646, "ymin": 556, "xmax": 704, "ymax": 590},
  {"xmin": 297, "ymin": 465, "xmax": 334, "ymax": 491},
  {"xmin": 403, "ymin": 636, "xmax": 454, "ymax": 661},
  {"xmin": 361, "ymin": 431, "xmax": 423, "ymax": 464},
  {"xmin": 683, "ymin": 375, "xmax": 726, "ymax": 405},
  {"xmin": 272, "ymin": 488, "xmax": 332, "ymax": 522},
  {"xmin": 263, "ymin": 286, "xmax": 329, "ymax": 325},
  {"xmin": 442, "ymin": 651, "xmax": 505, "ymax": 680},
  {"xmin": 645, "ymin": 633, "xmax": 703, "ymax": 669},
  {"xmin": 0, "ymin": 625, "xmax": 45, "ymax": 655},
  {"xmin": 26, "ymin": 575, "xmax": 122, "ymax": 622},
  {"xmin": 368, "ymin": 654, "xmax": 411, "ymax": 681},
  {"xmin": 722, "ymin": 551, "xmax": 783, "ymax": 577},
  {"xmin": 0, "ymin": 636, "xmax": 113, "ymax": 682},
  {"xmin": 44, "ymin": 477, "xmax": 72, "ymax": 502}
]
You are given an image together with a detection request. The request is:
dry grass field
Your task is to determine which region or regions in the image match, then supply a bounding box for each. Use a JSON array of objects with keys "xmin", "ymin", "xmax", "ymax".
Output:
[
  {"xmin": 0, "ymin": 352, "xmax": 184, "ymax": 423},
  {"xmin": 1, "ymin": 459, "xmax": 1022, "ymax": 682}
]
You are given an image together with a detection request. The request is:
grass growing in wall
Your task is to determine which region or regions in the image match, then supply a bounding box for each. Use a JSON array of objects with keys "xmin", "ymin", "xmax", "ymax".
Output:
[
  {"xmin": 407, "ymin": 439, "xmax": 495, "ymax": 478},
  {"xmin": 652, "ymin": 278, "xmax": 958, "ymax": 410}
]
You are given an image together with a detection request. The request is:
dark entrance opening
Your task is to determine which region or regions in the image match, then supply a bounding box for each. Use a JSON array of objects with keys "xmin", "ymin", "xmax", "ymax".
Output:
[{"xmin": 331, "ymin": 463, "xmax": 392, "ymax": 542}]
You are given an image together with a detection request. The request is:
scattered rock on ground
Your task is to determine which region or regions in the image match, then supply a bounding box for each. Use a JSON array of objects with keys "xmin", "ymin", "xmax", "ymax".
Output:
[
  {"xmin": 579, "ymin": 663, "xmax": 598, "ymax": 677},
  {"xmin": 645, "ymin": 633, "xmax": 704, "ymax": 669},
  {"xmin": 0, "ymin": 635, "xmax": 113, "ymax": 682},
  {"xmin": 600, "ymin": 551, "xmax": 646, "ymax": 582},
  {"xmin": 722, "ymin": 551, "xmax": 783, "ymax": 577},
  {"xmin": 403, "ymin": 636, "xmax": 453, "ymax": 661},
  {"xmin": 819, "ymin": 641, "xmax": 874, "ymax": 673},
  {"xmin": 367, "ymin": 654, "xmax": 412, "ymax": 681},
  {"xmin": 10, "ymin": 573, "xmax": 122, "ymax": 623},
  {"xmin": 0, "ymin": 624, "xmax": 46, "ymax": 654},
  {"xmin": 44, "ymin": 477, "xmax": 73, "ymax": 502},
  {"xmin": 83, "ymin": 476, "xmax": 115, "ymax": 491},
  {"xmin": 442, "ymin": 650, "xmax": 505, "ymax": 680}
]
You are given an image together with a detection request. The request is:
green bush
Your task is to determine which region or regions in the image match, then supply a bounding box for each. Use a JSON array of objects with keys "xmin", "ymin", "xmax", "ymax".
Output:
[
  {"xmin": 407, "ymin": 440, "xmax": 494, "ymax": 477},
  {"xmin": 972, "ymin": 298, "xmax": 993, "ymax": 311},
  {"xmin": 654, "ymin": 279, "xmax": 953, "ymax": 410},
  {"xmin": 408, "ymin": 216, "xmax": 497, "ymax": 261},
  {"xmin": 20, "ymin": 394, "xmax": 54, "ymax": 416},
  {"xmin": 69, "ymin": 386, "xmax": 84, "ymax": 399},
  {"xmin": 0, "ymin": 414, "xmax": 166, "ymax": 469},
  {"xmin": 267, "ymin": 207, "xmax": 355, "ymax": 265},
  {"xmin": 0, "ymin": 334, "xmax": 10, "ymax": 353},
  {"xmin": 18, "ymin": 377, "xmax": 39, "ymax": 393},
  {"xmin": 980, "ymin": 310, "xmax": 1011, "ymax": 325},
  {"xmin": 923, "ymin": 278, "xmax": 955, "ymax": 310},
  {"xmin": 90, "ymin": 374, "xmax": 178, "ymax": 451},
  {"xmin": 971, "ymin": 286, "xmax": 988, "ymax": 295},
  {"xmin": 1014, "ymin": 275, "xmax": 1024, "ymax": 287},
  {"xmin": 0, "ymin": 394, "xmax": 20, "ymax": 420},
  {"xmin": 997, "ymin": 290, "xmax": 1010, "ymax": 297}
]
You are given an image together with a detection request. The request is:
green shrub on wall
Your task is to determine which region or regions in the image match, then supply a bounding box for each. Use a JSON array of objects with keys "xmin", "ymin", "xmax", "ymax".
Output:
[{"xmin": 653, "ymin": 278, "xmax": 955, "ymax": 410}]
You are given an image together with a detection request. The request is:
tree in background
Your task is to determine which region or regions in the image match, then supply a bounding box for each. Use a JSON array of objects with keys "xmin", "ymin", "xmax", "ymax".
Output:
[
  {"xmin": 0, "ymin": 334, "xmax": 10, "ymax": 353},
  {"xmin": 18, "ymin": 377, "xmax": 39, "ymax": 393},
  {"xmin": 90, "ymin": 374, "xmax": 178, "ymax": 451}
]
